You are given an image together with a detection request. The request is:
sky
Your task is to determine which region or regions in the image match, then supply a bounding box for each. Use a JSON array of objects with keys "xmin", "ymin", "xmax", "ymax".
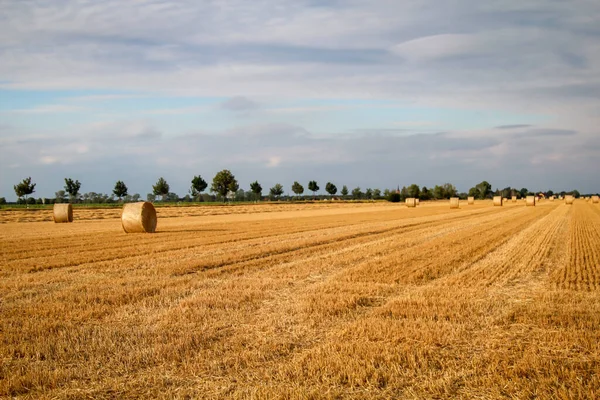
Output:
[{"xmin": 1, "ymin": 0, "xmax": 599, "ymax": 200}]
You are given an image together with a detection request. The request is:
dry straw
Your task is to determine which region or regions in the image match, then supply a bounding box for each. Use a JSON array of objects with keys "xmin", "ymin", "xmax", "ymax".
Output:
[
  {"xmin": 122, "ymin": 202, "xmax": 157, "ymax": 233},
  {"xmin": 468, "ymin": 196, "xmax": 475, "ymax": 205},
  {"xmin": 526, "ymin": 196, "xmax": 536, "ymax": 207},
  {"xmin": 565, "ymin": 195, "xmax": 574, "ymax": 205},
  {"xmin": 415, "ymin": 198, "xmax": 420, "ymax": 205},
  {"xmin": 550, "ymin": 196, "xmax": 555, "ymax": 201},
  {"xmin": 450, "ymin": 197, "xmax": 459, "ymax": 209},
  {"xmin": 593, "ymin": 196, "xmax": 599, "ymax": 204},
  {"xmin": 406, "ymin": 198, "xmax": 417, "ymax": 208},
  {"xmin": 53, "ymin": 204, "xmax": 73, "ymax": 223},
  {"xmin": 493, "ymin": 196, "xmax": 503, "ymax": 206},
  {"xmin": 512, "ymin": 196, "xmax": 517, "ymax": 203}
]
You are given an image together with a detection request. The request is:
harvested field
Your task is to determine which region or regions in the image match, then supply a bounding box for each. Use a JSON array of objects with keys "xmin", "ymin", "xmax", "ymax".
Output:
[{"xmin": 1, "ymin": 201, "xmax": 600, "ymax": 399}]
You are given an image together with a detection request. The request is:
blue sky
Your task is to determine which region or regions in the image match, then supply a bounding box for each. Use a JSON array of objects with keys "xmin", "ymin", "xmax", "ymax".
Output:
[{"xmin": 1, "ymin": 0, "xmax": 599, "ymax": 199}]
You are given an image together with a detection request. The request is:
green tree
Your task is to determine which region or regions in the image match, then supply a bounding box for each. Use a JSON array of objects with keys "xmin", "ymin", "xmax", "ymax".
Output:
[
  {"xmin": 211, "ymin": 170, "xmax": 239, "ymax": 202},
  {"xmin": 152, "ymin": 177, "xmax": 170, "ymax": 201},
  {"xmin": 474, "ymin": 181, "xmax": 492, "ymax": 200},
  {"xmin": 351, "ymin": 187, "xmax": 362, "ymax": 200},
  {"xmin": 64, "ymin": 178, "xmax": 81, "ymax": 203},
  {"xmin": 308, "ymin": 180, "xmax": 319, "ymax": 199},
  {"xmin": 325, "ymin": 182, "xmax": 337, "ymax": 197},
  {"xmin": 190, "ymin": 175, "xmax": 208, "ymax": 200},
  {"xmin": 571, "ymin": 190, "xmax": 581, "ymax": 198},
  {"xmin": 250, "ymin": 181, "xmax": 262, "ymax": 201},
  {"xmin": 291, "ymin": 181, "xmax": 304, "ymax": 198},
  {"xmin": 420, "ymin": 186, "xmax": 431, "ymax": 200},
  {"xmin": 442, "ymin": 183, "xmax": 457, "ymax": 198},
  {"xmin": 341, "ymin": 185, "xmax": 349, "ymax": 199},
  {"xmin": 468, "ymin": 187, "xmax": 478, "ymax": 198},
  {"xmin": 373, "ymin": 189, "xmax": 382, "ymax": 199},
  {"xmin": 433, "ymin": 185, "xmax": 445, "ymax": 200},
  {"xmin": 113, "ymin": 180, "xmax": 128, "ymax": 201},
  {"xmin": 14, "ymin": 177, "xmax": 36, "ymax": 204},
  {"xmin": 407, "ymin": 184, "xmax": 420, "ymax": 199},
  {"xmin": 270, "ymin": 183, "xmax": 284, "ymax": 200},
  {"xmin": 519, "ymin": 188, "xmax": 528, "ymax": 199},
  {"xmin": 0, "ymin": 197, "xmax": 6, "ymax": 205},
  {"xmin": 365, "ymin": 188, "xmax": 373, "ymax": 200}
]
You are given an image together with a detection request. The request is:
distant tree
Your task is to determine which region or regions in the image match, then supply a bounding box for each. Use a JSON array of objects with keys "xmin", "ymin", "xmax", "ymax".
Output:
[
  {"xmin": 132, "ymin": 193, "xmax": 141, "ymax": 202},
  {"xmin": 147, "ymin": 193, "xmax": 156, "ymax": 202},
  {"xmin": 407, "ymin": 184, "xmax": 420, "ymax": 199},
  {"xmin": 546, "ymin": 190, "xmax": 554, "ymax": 197},
  {"xmin": 365, "ymin": 188, "xmax": 373, "ymax": 200},
  {"xmin": 308, "ymin": 180, "xmax": 319, "ymax": 199},
  {"xmin": 270, "ymin": 183, "xmax": 284, "ymax": 200},
  {"xmin": 54, "ymin": 190, "xmax": 66, "ymax": 203},
  {"xmin": 468, "ymin": 187, "xmax": 478, "ymax": 198},
  {"xmin": 291, "ymin": 181, "xmax": 304, "ymax": 198},
  {"xmin": 152, "ymin": 177, "xmax": 170, "ymax": 201},
  {"xmin": 64, "ymin": 178, "xmax": 81, "ymax": 203},
  {"xmin": 387, "ymin": 192, "xmax": 401, "ymax": 202},
  {"xmin": 190, "ymin": 175, "xmax": 208, "ymax": 200},
  {"xmin": 571, "ymin": 190, "xmax": 581, "ymax": 198},
  {"xmin": 352, "ymin": 187, "xmax": 362, "ymax": 200},
  {"xmin": 400, "ymin": 186, "xmax": 408, "ymax": 201},
  {"xmin": 420, "ymin": 186, "xmax": 432, "ymax": 200},
  {"xmin": 519, "ymin": 188, "xmax": 528, "ymax": 199},
  {"xmin": 250, "ymin": 181, "xmax": 262, "ymax": 201},
  {"xmin": 14, "ymin": 177, "xmax": 36, "ymax": 205},
  {"xmin": 442, "ymin": 183, "xmax": 457, "ymax": 198},
  {"xmin": 211, "ymin": 170, "xmax": 239, "ymax": 202},
  {"xmin": 373, "ymin": 189, "xmax": 382, "ymax": 200},
  {"xmin": 341, "ymin": 185, "xmax": 349, "ymax": 199},
  {"xmin": 113, "ymin": 180, "xmax": 128, "ymax": 201},
  {"xmin": 325, "ymin": 182, "xmax": 337, "ymax": 198},
  {"xmin": 165, "ymin": 192, "xmax": 179, "ymax": 202},
  {"xmin": 433, "ymin": 185, "xmax": 445, "ymax": 200},
  {"xmin": 501, "ymin": 186, "xmax": 512, "ymax": 199},
  {"xmin": 474, "ymin": 181, "xmax": 492, "ymax": 200},
  {"xmin": 383, "ymin": 189, "xmax": 390, "ymax": 199},
  {"xmin": 0, "ymin": 197, "xmax": 6, "ymax": 205}
]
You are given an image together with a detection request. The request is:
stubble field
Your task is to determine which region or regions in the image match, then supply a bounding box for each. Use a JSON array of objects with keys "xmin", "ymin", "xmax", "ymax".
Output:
[{"xmin": 1, "ymin": 200, "xmax": 600, "ymax": 399}]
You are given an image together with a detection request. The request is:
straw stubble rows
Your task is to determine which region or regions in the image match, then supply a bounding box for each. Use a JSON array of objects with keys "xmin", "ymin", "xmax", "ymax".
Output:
[{"xmin": 1, "ymin": 201, "xmax": 599, "ymax": 398}]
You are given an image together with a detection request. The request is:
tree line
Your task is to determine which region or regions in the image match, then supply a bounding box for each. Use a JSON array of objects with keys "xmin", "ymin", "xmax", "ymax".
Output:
[{"xmin": 5, "ymin": 172, "xmax": 591, "ymax": 206}]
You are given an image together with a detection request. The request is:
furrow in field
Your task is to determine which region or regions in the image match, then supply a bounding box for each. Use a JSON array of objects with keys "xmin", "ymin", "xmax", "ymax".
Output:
[{"xmin": 550, "ymin": 203, "xmax": 600, "ymax": 290}]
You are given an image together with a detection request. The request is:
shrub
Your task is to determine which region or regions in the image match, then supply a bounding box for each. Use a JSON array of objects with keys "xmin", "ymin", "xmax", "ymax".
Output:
[{"xmin": 387, "ymin": 192, "xmax": 401, "ymax": 202}]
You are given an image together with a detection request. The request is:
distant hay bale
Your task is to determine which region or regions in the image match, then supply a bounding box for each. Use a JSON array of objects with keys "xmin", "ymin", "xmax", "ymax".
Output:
[
  {"xmin": 502, "ymin": 197, "xmax": 507, "ymax": 203},
  {"xmin": 415, "ymin": 198, "xmax": 420, "ymax": 205},
  {"xmin": 121, "ymin": 202, "xmax": 157, "ymax": 233},
  {"xmin": 53, "ymin": 204, "xmax": 73, "ymax": 223},
  {"xmin": 511, "ymin": 196, "xmax": 517, "ymax": 203},
  {"xmin": 467, "ymin": 196, "xmax": 475, "ymax": 205},
  {"xmin": 550, "ymin": 196, "xmax": 555, "ymax": 201},
  {"xmin": 593, "ymin": 196, "xmax": 599, "ymax": 204},
  {"xmin": 565, "ymin": 195, "xmax": 574, "ymax": 205},
  {"xmin": 526, "ymin": 196, "xmax": 536, "ymax": 206},
  {"xmin": 450, "ymin": 197, "xmax": 459, "ymax": 209},
  {"xmin": 493, "ymin": 196, "xmax": 503, "ymax": 206},
  {"xmin": 406, "ymin": 198, "xmax": 416, "ymax": 208}
]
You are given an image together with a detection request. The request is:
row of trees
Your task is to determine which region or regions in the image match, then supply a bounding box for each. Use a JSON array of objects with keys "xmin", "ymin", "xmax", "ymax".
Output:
[{"xmin": 9, "ymin": 174, "xmax": 590, "ymax": 205}]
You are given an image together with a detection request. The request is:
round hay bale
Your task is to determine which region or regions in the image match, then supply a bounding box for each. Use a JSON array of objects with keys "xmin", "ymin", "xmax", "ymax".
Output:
[
  {"xmin": 53, "ymin": 203, "xmax": 73, "ymax": 223},
  {"xmin": 493, "ymin": 196, "xmax": 503, "ymax": 206},
  {"xmin": 592, "ymin": 195, "xmax": 599, "ymax": 204},
  {"xmin": 405, "ymin": 198, "xmax": 416, "ymax": 208},
  {"xmin": 467, "ymin": 196, "xmax": 475, "ymax": 205},
  {"xmin": 565, "ymin": 195, "xmax": 574, "ymax": 205},
  {"xmin": 511, "ymin": 196, "xmax": 517, "ymax": 203},
  {"xmin": 122, "ymin": 202, "xmax": 157, "ymax": 233},
  {"xmin": 415, "ymin": 198, "xmax": 420, "ymax": 205},
  {"xmin": 526, "ymin": 196, "xmax": 536, "ymax": 206},
  {"xmin": 449, "ymin": 197, "xmax": 459, "ymax": 209}
]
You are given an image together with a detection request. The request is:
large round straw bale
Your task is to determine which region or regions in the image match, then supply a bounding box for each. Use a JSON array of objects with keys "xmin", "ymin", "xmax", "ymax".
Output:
[
  {"xmin": 53, "ymin": 203, "xmax": 73, "ymax": 223},
  {"xmin": 593, "ymin": 195, "xmax": 599, "ymax": 204},
  {"xmin": 122, "ymin": 202, "xmax": 157, "ymax": 233},
  {"xmin": 549, "ymin": 196, "xmax": 555, "ymax": 201},
  {"xmin": 493, "ymin": 196, "xmax": 503, "ymax": 206},
  {"xmin": 565, "ymin": 195, "xmax": 574, "ymax": 205},
  {"xmin": 415, "ymin": 198, "xmax": 420, "ymax": 205},
  {"xmin": 449, "ymin": 197, "xmax": 459, "ymax": 209},
  {"xmin": 511, "ymin": 196, "xmax": 517, "ymax": 203},
  {"xmin": 405, "ymin": 198, "xmax": 416, "ymax": 208},
  {"xmin": 526, "ymin": 196, "xmax": 536, "ymax": 206},
  {"xmin": 467, "ymin": 196, "xmax": 475, "ymax": 205}
]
